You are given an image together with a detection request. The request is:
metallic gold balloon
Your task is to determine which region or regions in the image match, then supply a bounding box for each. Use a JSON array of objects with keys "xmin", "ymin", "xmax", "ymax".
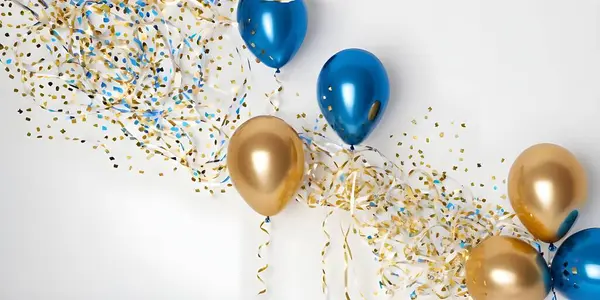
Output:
[
  {"xmin": 227, "ymin": 116, "xmax": 305, "ymax": 216},
  {"xmin": 508, "ymin": 143, "xmax": 587, "ymax": 243},
  {"xmin": 466, "ymin": 236, "xmax": 551, "ymax": 300}
]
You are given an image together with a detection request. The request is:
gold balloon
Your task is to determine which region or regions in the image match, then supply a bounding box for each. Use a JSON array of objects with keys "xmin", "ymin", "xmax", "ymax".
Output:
[
  {"xmin": 508, "ymin": 143, "xmax": 586, "ymax": 243},
  {"xmin": 227, "ymin": 116, "xmax": 305, "ymax": 216},
  {"xmin": 466, "ymin": 236, "xmax": 550, "ymax": 300}
]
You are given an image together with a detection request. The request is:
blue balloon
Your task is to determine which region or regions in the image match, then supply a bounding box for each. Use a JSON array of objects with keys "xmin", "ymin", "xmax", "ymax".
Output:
[
  {"xmin": 317, "ymin": 49, "xmax": 390, "ymax": 146},
  {"xmin": 237, "ymin": 0, "xmax": 308, "ymax": 70},
  {"xmin": 551, "ymin": 228, "xmax": 600, "ymax": 299}
]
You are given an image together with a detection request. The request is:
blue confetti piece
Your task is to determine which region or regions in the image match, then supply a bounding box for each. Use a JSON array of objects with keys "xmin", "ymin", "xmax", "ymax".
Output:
[{"xmin": 129, "ymin": 57, "xmax": 139, "ymax": 67}]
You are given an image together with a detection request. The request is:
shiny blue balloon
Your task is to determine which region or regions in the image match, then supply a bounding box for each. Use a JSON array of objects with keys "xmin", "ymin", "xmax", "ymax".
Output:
[
  {"xmin": 237, "ymin": 0, "xmax": 308, "ymax": 70},
  {"xmin": 317, "ymin": 49, "xmax": 390, "ymax": 146},
  {"xmin": 551, "ymin": 228, "xmax": 600, "ymax": 299}
]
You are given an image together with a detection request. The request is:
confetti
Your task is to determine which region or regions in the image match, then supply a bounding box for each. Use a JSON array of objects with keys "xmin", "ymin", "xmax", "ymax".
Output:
[
  {"xmin": 1, "ymin": 0, "xmax": 252, "ymax": 190},
  {"xmin": 296, "ymin": 108, "xmax": 536, "ymax": 299}
]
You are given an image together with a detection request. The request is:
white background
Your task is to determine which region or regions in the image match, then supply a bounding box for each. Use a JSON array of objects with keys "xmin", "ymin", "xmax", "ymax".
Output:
[{"xmin": 1, "ymin": 0, "xmax": 600, "ymax": 299}]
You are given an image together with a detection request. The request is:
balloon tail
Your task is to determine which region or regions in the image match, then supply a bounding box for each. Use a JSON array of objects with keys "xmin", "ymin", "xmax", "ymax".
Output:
[
  {"xmin": 321, "ymin": 210, "xmax": 334, "ymax": 296},
  {"xmin": 350, "ymin": 145, "xmax": 355, "ymax": 151},
  {"xmin": 257, "ymin": 217, "xmax": 271, "ymax": 295},
  {"xmin": 546, "ymin": 243, "xmax": 558, "ymax": 270}
]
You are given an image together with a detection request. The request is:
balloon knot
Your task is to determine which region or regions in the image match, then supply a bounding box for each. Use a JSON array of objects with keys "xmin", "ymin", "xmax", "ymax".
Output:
[
  {"xmin": 275, "ymin": 68, "xmax": 281, "ymax": 74},
  {"xmin": 350, "ymin": 145, "xmax": 355, "ymax": 151},
  {"xmin": 549, "ymin": 243, "xmax": 557, "ymax": 252},
  {"xmin": 265, "ymin": 216, "xmax": 271, "ymax": 223}
]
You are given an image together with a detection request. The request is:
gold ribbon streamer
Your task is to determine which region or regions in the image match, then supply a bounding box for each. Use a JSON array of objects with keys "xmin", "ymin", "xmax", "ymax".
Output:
[
  {"xmin": 342, "ymin": 224, "xmax": 353, "ymax": 300},
  {"xmin": 341, "ymin": 223, "xmax": 367, "ymax": 300},
  {"xmin": 321, "ymin": 209, "xmax": 334, "ymax": 296},
  {"xmin": 257, "ymin": 217, "xmax": 271, "ymax": 296}
]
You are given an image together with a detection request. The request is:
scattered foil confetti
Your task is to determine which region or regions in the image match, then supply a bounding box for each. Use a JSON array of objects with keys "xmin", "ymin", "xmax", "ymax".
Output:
[
  {"xmin": 296, "ymin": 109, "xmax": 538, "ymax": 299},
  {"xmin": 1, "ymin": 0, "xmax": 251, "ymax": 191}
]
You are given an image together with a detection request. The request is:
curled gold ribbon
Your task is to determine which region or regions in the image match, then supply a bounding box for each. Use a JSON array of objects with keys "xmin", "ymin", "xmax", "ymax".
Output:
[
  {"xmin": 265, "ymin": 71, "xmax": 283, "ymax": 113},
  {"xmin": 257, "ymin": 217, "xmax": 271, "ymax": 296},
  {"xmin": 342, "ymin": 224, "xmax": 353, "ymax": 300},
  {"xmin": 321, "ymin": 209, "xmax": 334, "ymax": 296}
]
